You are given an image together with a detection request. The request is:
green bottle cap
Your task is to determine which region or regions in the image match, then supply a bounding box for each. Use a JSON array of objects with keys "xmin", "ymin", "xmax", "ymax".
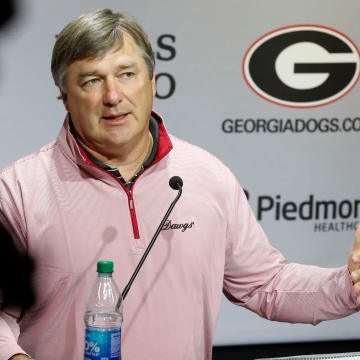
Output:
[{"xmin": 97, "ymin": 260, "xmax": 114, "ymax": 273}]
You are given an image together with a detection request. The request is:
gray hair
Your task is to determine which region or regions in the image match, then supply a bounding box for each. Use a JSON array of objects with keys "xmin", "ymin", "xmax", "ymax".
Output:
[{"xmin": 51, "ymin": 9, "xmax": 155, "ymax": 91}]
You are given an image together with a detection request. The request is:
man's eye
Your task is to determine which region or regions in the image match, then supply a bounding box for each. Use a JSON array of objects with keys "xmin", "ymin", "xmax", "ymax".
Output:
[
  {"xmin": 84, "ymin": 78, "xmax": 101, "ymax": 86},
  {"xmin": 122, "ymin": 72, "xmax": 134, "ymax": 79}
]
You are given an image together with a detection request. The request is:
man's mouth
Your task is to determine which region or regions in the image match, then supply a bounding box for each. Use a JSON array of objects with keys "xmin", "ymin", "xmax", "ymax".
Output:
[{"xmin": 102, "ymin": 112, "xmax": 129, "ymax": 120}]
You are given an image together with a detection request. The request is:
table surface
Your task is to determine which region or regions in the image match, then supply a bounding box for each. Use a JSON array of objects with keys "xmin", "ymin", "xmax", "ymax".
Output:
[{"xmin": 256, "ymin": 352, "xmax": 360, "ymax": 360}]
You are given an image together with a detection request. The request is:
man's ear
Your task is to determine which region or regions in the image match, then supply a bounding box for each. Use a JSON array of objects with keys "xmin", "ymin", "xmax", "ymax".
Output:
[
  {"xmin": 60, "ymin": 89, "xmax": 69, "ymax": 112},
  {"xmin": 151, "ymin": 76, "xmax": 156, "ymax": 98}
]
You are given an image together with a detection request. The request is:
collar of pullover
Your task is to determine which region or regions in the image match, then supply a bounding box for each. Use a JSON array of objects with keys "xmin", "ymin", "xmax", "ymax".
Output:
[{"xmin": 56, "ymin": 110, "xmax": 173, "ymax": 185}]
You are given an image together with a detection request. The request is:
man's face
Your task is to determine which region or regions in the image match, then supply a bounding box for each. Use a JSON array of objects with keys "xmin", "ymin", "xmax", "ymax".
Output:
[{"xmin": 61, "ymin": 34, "xmax": 156, "ymax": 158}]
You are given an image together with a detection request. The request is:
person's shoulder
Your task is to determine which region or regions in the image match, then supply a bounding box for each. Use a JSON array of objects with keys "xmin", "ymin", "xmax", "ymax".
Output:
[
  {"xmin": 168, "ymin": 134, "xmax": 237, "ymax": 183},
  {"xmin": 170, "ymin": 134, "xmax": 230, "ymax": 166},
  {"xmin": 0, "ymin": 140, "xmax": 57, "ymax": 179}
]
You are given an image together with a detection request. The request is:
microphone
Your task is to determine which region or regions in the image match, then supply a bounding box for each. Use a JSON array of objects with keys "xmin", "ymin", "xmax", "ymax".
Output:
[
  {"xmin": 169, "ymin": 176, "xmax": 183, "ymax": 190},
  {"xmin": 117, "ymin": 176, "xmax": 183, "ymax": 307}
]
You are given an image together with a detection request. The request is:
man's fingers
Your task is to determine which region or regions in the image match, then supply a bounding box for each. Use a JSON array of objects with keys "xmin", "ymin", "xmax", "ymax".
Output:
[
  {"xmin": 352, "ymin": 225, "xmax": 360, "ymax": 251},
  {"xmin": 348, "ymin": 225, "xmax": 360, "ymax": 273},
  {"xmin": 351, "ymin": 277, "xmax": 360, "ymax": 305},
  {"xmin": 351, "ymin": 255, "xmax": 360, "ymax": 266},
  {"xmin": 353, "ymin": 281, "xmax": 360, "ymax": 300},
  {"xmin": 351, "ymin": 270, "xmax": 360, "ymax": 283},
  {"xmin": 348, "ymin": 253, "xmax": 360, "ymax": 274}
]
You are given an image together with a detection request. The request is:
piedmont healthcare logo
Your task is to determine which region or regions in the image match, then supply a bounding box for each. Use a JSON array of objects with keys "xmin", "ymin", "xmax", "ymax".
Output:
[
  {"xmin": 243, "ymin": 25, "xmax": 360, "ymax": 108},
  {"xmin": 246, "ymin": 192, "xmax": 359, "ymax": 232}
]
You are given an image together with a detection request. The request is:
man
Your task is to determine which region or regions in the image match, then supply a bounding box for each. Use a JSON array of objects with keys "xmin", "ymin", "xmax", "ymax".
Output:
[{"xmin": 0, "ymin": 8, "xmax": 360, "ymax": 360}]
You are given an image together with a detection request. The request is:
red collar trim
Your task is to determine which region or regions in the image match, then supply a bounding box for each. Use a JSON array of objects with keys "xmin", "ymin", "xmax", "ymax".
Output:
[
  {"xmin": 72, "ymin": 110, "xmax": 173, "ymax": 169},
  {"xmin": 151, "ymin": 110, "xmax": 173, "ymax": 165}
]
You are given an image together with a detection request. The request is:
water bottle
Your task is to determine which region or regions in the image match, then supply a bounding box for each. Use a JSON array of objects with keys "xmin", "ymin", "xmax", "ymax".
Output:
[{"xmin": 84, "ymin": 260, "xmax": 123, "ymax": 360}]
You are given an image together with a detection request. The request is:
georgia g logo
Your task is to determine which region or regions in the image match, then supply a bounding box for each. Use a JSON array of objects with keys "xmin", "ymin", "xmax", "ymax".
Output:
[{"xmin": 243, "ymin": 25, "xmax": 360, "ymax": 108}]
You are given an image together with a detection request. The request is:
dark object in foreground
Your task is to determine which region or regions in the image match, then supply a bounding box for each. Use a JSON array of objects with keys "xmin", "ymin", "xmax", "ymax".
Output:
[
  {"xmin": 0, "ymin": 0, "xmax": 17, "ymax": 29},
  {"xmin": 212, "ymin": 340, "xmax": 360, "ymax": 360},
  {"xmin": 0, "ymin": 224, "xmax": 35, "ymax": 311}
]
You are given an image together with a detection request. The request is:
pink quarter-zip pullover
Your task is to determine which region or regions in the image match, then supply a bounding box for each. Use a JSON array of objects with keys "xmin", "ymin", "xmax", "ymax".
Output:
[{"xmin": 0, "ymin": 112, "xmax": 357, "ymax": 360}]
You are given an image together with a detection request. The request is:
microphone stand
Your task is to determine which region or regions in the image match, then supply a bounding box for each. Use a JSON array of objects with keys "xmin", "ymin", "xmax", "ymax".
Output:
[{"xmin": 116, "ymin": 180, "xmax": 182, "ymax": 311}]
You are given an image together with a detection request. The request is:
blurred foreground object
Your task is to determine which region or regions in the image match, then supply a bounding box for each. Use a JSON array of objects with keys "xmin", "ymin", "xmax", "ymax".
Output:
[
  {"xmin": 0, "ymin": 0, "xmax": 17, "ymax": 29},
  {"xmin": 0, "ymin": 0, "xmax": 35, "ymax": 313},
  {"xmin": 0, "ymin": 224, "xmax": 35, "ymax": 311}
]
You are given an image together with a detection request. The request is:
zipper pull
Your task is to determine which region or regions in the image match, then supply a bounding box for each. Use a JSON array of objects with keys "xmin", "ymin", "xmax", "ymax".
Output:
[{"xmin": 128, "ymin": 191, "xmax": 134, "ymax": 209}]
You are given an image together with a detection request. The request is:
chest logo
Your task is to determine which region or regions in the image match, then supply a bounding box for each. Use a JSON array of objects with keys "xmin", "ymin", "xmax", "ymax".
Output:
[{"xmin": 162, "ymin": 219, "xmax": 195, "ymax": 232}]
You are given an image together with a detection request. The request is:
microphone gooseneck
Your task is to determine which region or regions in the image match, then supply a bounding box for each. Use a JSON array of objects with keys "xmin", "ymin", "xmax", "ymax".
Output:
[{"xmin": 117, "ymin": 176, "xmax": 183, "ymax": 309}]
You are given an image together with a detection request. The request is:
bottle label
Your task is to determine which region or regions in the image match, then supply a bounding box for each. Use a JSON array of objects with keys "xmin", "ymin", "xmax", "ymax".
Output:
[{"xmin": 84, "ymin": 327, "xmax": 121, "ymax": 360}]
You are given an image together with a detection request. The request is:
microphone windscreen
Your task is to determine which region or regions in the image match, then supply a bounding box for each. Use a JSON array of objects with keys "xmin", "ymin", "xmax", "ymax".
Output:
[{"xmin": 169, "ymin": 176, "xmax": 183, "ymax": 190}]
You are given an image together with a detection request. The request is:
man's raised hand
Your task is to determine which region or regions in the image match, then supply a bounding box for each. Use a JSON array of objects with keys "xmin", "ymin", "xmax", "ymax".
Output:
[{"xmin": 348, "ymin": 225, "xmax": 360, "ymax": 304}]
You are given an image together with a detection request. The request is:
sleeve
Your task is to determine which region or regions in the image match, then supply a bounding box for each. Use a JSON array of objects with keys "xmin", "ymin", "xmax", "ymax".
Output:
[
  {"xmin": 223, "ymin": 181, "xmax": 358, "ymax": 325},
  {"xmin": 0, "ymin": 313, "xmax": 28, "ymax": 360},
  {"xmin": 0, "ymin": 181, "xmax": 30, "ymax": 359}
]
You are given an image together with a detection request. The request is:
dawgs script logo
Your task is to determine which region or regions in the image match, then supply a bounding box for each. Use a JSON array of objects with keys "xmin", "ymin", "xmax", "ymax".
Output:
[
  {"xmin": 162, "ymin": 220, "xmax": 194, "ymax": 232},
  {"xmin": 243, "ymin": 25, "xmax": 360, "ymax": 108}
]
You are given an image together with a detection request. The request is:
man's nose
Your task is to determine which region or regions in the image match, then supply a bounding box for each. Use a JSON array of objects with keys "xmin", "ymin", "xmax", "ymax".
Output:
[{"xmin": 103, "ymin": 79, "xmax": 122, "ymax": 106}]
